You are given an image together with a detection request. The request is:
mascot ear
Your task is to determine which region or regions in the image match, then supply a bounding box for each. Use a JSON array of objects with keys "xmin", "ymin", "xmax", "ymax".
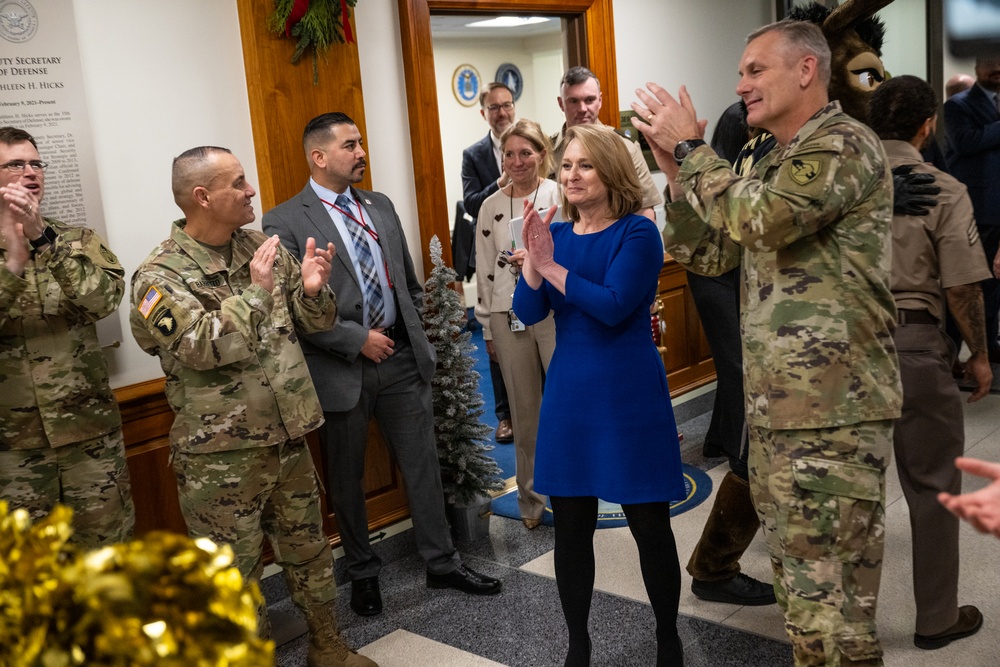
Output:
[{"xmin": 824, "ymin": 0, "xmax": 894, "ymax": 33}]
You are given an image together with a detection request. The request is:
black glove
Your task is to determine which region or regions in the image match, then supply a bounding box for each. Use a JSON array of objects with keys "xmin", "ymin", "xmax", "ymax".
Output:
[{"xmin": 892, "ymin": 164, "xmax": 941, "ymax": 217}]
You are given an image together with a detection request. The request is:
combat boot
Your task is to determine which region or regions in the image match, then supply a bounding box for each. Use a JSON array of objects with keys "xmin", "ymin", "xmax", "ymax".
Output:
[{"xmin": 305, "ymin": 603, "xmax": 378, "ymax": 667}]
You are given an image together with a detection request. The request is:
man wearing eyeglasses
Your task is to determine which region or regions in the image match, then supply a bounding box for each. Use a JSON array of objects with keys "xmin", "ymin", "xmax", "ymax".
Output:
[
  {"xmin": 550, "ymin": 66, "xmax": 662, "ymax": 222},
  {"xmin": 460, "ymin": 82, "xmax": 516, "ymax": 445},
  {"xmin": 0, "ymin": 126, "xmax": 134, "ymax": 547}
]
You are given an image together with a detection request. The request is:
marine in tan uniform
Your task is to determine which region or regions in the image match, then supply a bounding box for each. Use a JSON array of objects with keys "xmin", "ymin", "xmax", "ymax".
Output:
[
  {"xmin": 0, "ymin": 126, "xmax": 133, "ymax": 548},
  {"xmin": 129, "ymin": 146, "xmax": 375, "ymax": 667},
  {"xmin": 550, "ymin": 66, "xmax": 662, "ymax": 221},
  {"xmin": 632, "ymin": 21, "xmax": 901, "ymax": 666},
  {"xmin": 870, "ymin": 74, "xmax": 989, "ymax": 651}
]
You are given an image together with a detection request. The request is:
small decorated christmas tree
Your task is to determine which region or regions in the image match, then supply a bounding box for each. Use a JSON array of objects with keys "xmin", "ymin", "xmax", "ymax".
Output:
[{"xmin": 422, "ymin": 235, "xmax": 503, "ymax": 506}]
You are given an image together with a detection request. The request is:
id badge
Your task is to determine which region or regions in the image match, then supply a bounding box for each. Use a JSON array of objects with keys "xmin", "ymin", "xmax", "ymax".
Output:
[{"xmin": 508, "ymin": 309, "xmax": 525, "ymax": 332}]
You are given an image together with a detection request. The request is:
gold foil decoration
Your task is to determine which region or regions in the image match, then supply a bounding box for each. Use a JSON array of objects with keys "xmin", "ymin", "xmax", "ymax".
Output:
[{"xmin": 0, "ymin": 501, "xmax": 273, "ymax": 666}]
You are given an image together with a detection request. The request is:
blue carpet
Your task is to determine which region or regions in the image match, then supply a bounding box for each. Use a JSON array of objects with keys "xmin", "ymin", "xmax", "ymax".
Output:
[{"xmin": 490, "ymin": 464, "xmax": 713, "ymax": 528}]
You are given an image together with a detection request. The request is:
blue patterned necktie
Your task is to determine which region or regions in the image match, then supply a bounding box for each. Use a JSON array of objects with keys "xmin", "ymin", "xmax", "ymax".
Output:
[{"xmin": 337, "ymin": 194, "xmax": 385, "ymax": 327}]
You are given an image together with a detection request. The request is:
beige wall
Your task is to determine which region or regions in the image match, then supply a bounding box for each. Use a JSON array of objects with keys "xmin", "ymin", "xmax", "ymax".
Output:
[{"xmin": 432, "ymin": 31, "xmax": 564, "ymax": 216}]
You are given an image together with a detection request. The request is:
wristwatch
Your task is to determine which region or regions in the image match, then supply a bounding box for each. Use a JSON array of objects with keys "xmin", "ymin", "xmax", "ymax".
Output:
[
  {"xmin": 673, "ymin": 139, "xmax": 707, "ymax": 165},
  {"xmin": 29, "ymin": 226, "xmax": 58, "ymax": 250}
]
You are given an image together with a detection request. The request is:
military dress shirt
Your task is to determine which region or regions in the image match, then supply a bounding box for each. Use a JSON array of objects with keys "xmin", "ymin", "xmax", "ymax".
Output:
[
  {"xmin": 884, "ymin": 140, "xmax": 991, "ymax": 319},
  {"xmin": 130, "ymin": 220, "xmax": 336, "ymax": 454},
  {"xmin": 0, "ymin": 218, "xmax": 124, "ymax": 450},
  {"xmin": 663, "ymin": 102, "xmax": 902, "ymax": 430}
]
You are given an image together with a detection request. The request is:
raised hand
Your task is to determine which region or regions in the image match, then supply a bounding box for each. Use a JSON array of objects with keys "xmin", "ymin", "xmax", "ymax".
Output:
[
  {"xmin": 0, "ymin": 208, "xmax": 28, "ymax": 276},
  {"xmin": 250, "ymin": 235, "xmax": 280, "ymax": 294},
  {"xmin": 301, "ymin": 236, "xmax": 336, "ymax": 297},
  {"xmin": 520, "ymin": 199, "xmax": 557, "ymax": 289},
  {"xmin": 939, "ymin": 457, "xmax": 1000, "ymax": 538}
]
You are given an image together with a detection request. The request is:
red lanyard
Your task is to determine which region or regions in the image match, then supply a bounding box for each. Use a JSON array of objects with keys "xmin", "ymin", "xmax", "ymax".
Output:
[{"xmin": 319, "ymin": 195, "xmax": 394, "ymax": 290}]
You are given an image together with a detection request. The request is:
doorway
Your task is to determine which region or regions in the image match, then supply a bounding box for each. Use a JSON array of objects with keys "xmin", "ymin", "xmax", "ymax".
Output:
[{"xmin": 396, "ymin": 0, "xmax": 618, "ymax": 270}]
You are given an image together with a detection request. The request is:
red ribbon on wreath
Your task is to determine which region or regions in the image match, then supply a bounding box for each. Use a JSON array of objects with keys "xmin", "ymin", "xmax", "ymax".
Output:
[
  {"xmin": 284, "ymin": 0, "xmax": 354, "ymax": 43},
  {"xmin": 341, "ymin": 0, "xmax": 354, "ymax": 43},
  {"xmin": 285, "ymin": 0, "xmax": 309, "ymax": 37}
]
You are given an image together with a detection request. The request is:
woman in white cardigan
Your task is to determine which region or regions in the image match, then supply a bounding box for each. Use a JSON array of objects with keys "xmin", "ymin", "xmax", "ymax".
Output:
[{"xmin": 475, "ymin": 118, "xmax": 559, "ymax": 529}]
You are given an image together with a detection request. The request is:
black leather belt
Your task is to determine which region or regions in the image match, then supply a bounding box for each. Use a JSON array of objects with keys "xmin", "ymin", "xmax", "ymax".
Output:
[
  {"xmin": 382, "ymin": 321, "xmax": 408, "ymax": 342},
  {"xmin": 898, "ymin": 309, "xmax": 938, "ymax": 325}
]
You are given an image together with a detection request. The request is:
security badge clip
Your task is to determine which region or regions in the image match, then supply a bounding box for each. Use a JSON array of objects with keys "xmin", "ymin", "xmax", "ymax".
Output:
[{"xmin": 507, "ymin": 309, "xmax": 525, "ymax": 332}]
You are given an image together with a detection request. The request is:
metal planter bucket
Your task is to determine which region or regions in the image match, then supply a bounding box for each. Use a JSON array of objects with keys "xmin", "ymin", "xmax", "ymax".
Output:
[{"xmin": 446, "ymin": 495, "xmax": 493, "ymax": 542}]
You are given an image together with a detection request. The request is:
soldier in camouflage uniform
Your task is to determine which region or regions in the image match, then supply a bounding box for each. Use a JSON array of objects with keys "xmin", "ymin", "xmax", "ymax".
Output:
[
  {"xmin": 631, "ymin": 21, "xmax": 901, "ymax": 666},
  {"xmin": 0, "ymin": 126, "xmax": 134, "ymax": 548},
  {"xmin": 129, "ymin": 146, "xmax": 376, "ymax": 667}
]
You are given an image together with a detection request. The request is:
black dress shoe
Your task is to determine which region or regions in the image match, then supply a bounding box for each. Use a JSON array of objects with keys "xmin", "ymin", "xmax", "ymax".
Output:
[
  {"xmin": 426, "ymin": 564, "xmax": 502, "ymax": 595},
  {"xmin": 691, "ymin": 572, "xmax": 776, "ymax": 606},
  {"xmin": 350, "ymin": 576, "xmax": 382, "ymax": 616},
  {"xmin": 914, "ymin": 605, "xmax": 983, "ymax": 650}
]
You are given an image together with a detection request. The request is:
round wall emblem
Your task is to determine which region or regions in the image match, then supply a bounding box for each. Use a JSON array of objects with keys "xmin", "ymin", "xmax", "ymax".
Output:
[
  {"xmin": 495, "ymin": 63, "xmax": 523, "ymax": 102},
  {"xmin": 0, "ymin": 0, "xmax": 38, "ymax": 43},
  {"xmin": 452, "ymin": 64, "xmax": 481, "ymax": 107}
]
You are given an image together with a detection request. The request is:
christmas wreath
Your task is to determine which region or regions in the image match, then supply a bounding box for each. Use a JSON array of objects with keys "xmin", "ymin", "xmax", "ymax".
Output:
[{"xmin": 269, "ymin": 0, "xmax": 359, "ymax": 64}]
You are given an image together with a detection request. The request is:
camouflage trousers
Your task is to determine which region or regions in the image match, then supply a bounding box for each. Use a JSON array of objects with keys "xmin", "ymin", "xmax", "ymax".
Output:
[
  {"xmin": 0, "ymin": 429, "xmax": 134, "ymax": 548},
  {"xmin": 172, "ymin": 436, "xmax": 336, "ymax": 636},
  {"xmin": 748, "ymin": 421, "xmax": 892, "ymax": 667}
]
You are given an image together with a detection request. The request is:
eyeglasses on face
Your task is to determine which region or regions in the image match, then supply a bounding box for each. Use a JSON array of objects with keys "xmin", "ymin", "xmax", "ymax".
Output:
[
  {"xmin": 486, "ymin": 102, "xmax": 514, "ymax": 113},
  {"xmin": 1, "ymin": 160, "xmax": 48, "ymax": 173}
]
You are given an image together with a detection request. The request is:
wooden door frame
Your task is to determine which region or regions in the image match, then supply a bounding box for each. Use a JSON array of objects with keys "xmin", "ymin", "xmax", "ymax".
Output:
[{"xmin": 397, "ymin": 0, "xmax": 617, "ymax": 271}]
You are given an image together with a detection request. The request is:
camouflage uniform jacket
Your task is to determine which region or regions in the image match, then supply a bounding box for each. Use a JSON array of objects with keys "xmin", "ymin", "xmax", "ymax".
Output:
[
  {"xmin": 664, "ymin": 102, "xmax": 902, "ymax": 430},
  {"xmin": 0, "ymin": 218, "xmax": 124, "ymax": 450},
  {"xmin": 129, "ymin": 220, "xmax": 336, "ymax": 454}
]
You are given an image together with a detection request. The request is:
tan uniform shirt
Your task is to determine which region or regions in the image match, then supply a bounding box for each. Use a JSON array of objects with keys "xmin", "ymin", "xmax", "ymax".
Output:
[{"xmin": 884, "ymin": 140, "xmax": 991, "ymax": 319}]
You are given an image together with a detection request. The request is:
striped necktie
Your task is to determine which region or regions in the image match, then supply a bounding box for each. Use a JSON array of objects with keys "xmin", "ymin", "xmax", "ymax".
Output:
[{"xmin": 337, "ymin": 194, "xmax": 385, "ymax": 327}]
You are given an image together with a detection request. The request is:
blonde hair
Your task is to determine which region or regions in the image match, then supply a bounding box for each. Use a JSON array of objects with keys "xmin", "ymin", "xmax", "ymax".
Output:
[
  {"xmin": 558, "ymin": 124, "xmax": 642, "ymax": 222},
  {"xmin": 500, "ymin": 118, "xmax": 554, "ymax": 179}
]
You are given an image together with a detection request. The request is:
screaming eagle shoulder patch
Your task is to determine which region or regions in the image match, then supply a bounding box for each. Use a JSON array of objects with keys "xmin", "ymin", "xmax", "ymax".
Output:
[
  {"xmin": 153, "ymin": 308, "xmax": 177, "ymax": 337},
  {"xmin": 789, "ymin": 158, "xmax": 821, "ymax": 186}
]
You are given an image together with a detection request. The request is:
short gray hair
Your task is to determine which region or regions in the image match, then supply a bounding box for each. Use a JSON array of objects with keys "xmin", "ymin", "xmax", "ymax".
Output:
[{"xmin": 748, "ymin": 20, "xmax": 831, "ymax": 88}]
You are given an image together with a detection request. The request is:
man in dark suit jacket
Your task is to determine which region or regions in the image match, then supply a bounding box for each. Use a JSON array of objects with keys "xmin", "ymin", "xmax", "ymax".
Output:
[
  {"xmin": 262, "ymin": 112, "xmax": 501, "ymax": 618},
  {"xmin": 945, "ymin": 54, "xmax": 1000, "ymax": 360},
  {"xmin": 460, "ymin": 82, "xmax": 516, "ymax": 444}
]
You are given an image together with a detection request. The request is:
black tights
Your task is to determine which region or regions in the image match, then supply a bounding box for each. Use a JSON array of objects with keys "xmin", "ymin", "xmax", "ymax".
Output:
[{"xmin": 550, "ymin": 496, "xmax": 684, "ymax": 666}]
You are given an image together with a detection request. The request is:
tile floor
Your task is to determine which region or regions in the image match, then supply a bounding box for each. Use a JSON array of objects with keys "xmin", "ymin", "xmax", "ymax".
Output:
[{"xmin": 266, "ymin": 388, "xmax": 1000, "ymax": 666}]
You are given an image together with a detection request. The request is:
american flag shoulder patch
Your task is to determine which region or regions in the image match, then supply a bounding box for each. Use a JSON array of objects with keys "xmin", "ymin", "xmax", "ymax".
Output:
[{"xmin": 138, "ymin": 286, "xmax": 163, "ymax": 319}]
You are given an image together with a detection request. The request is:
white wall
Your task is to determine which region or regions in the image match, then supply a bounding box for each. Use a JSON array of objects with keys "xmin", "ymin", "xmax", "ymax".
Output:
[
  {"xmin": 612, "ymin": 0, "xmax": 773, "ymax": 210},
  {"xmin": 73, "ymin": 0, "xmax": 257, "ymax": 388},
  {"xmin": 431, "ymin": 32, "xmax": 564, "ymax": 218},
  {"xmin": 879, "ymin": 0, "xmax": 928, "ymax": 79}
]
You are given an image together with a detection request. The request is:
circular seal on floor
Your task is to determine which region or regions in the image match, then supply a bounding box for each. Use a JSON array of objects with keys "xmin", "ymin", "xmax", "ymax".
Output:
[{"xmin": 491, "ymin": 464, "xmax": 713, "ymax": 528}]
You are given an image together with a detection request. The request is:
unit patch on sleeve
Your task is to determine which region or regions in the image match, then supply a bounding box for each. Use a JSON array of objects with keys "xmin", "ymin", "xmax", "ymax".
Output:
[
  {"xmin": 789, "ymin": 158, "xmax": 821, "ymax": 186},
  {"xmin": 153, "ymin": 307, "xmax": 177, "ymax": 337}
]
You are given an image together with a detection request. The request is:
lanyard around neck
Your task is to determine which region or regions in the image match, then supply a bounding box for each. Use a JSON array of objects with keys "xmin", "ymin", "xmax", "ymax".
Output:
[
  {"xmin": 319, "ymin": 195, "xmax": 394, "ymax": 290},
  {"xmin": 319, "ymin": 196, "xmax": 380, "ymax": 244}
]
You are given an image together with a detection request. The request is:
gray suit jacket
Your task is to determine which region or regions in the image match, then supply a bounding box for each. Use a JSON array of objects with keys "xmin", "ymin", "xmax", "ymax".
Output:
[{"xmin": 262, "ymin": 184, "xmax": 436, "ymax": 412}]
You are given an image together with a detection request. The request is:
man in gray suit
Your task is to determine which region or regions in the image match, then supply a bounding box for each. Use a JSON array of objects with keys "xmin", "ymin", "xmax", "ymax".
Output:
[{"xmin": 262, "ymin": 112, "xmax": 501, "ymax": 618}]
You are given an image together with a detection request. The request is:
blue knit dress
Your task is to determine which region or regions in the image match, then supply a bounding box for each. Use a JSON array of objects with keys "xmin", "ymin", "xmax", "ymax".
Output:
[{"xmin": 512, "ymin": 213, "xmax": 685, "ymax": 504}]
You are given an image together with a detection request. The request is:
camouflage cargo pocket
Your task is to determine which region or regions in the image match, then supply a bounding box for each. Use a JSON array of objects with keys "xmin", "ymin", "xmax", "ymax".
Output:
[{"xmin": 783, "ymin": 456, "xmax": 882, "ymax": 564}]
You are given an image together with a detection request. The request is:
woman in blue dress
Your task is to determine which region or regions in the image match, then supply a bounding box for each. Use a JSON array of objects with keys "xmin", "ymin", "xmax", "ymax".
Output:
[{"xmin": 513, "ymin": 124, "xmax": 686, "ymax": 666}]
